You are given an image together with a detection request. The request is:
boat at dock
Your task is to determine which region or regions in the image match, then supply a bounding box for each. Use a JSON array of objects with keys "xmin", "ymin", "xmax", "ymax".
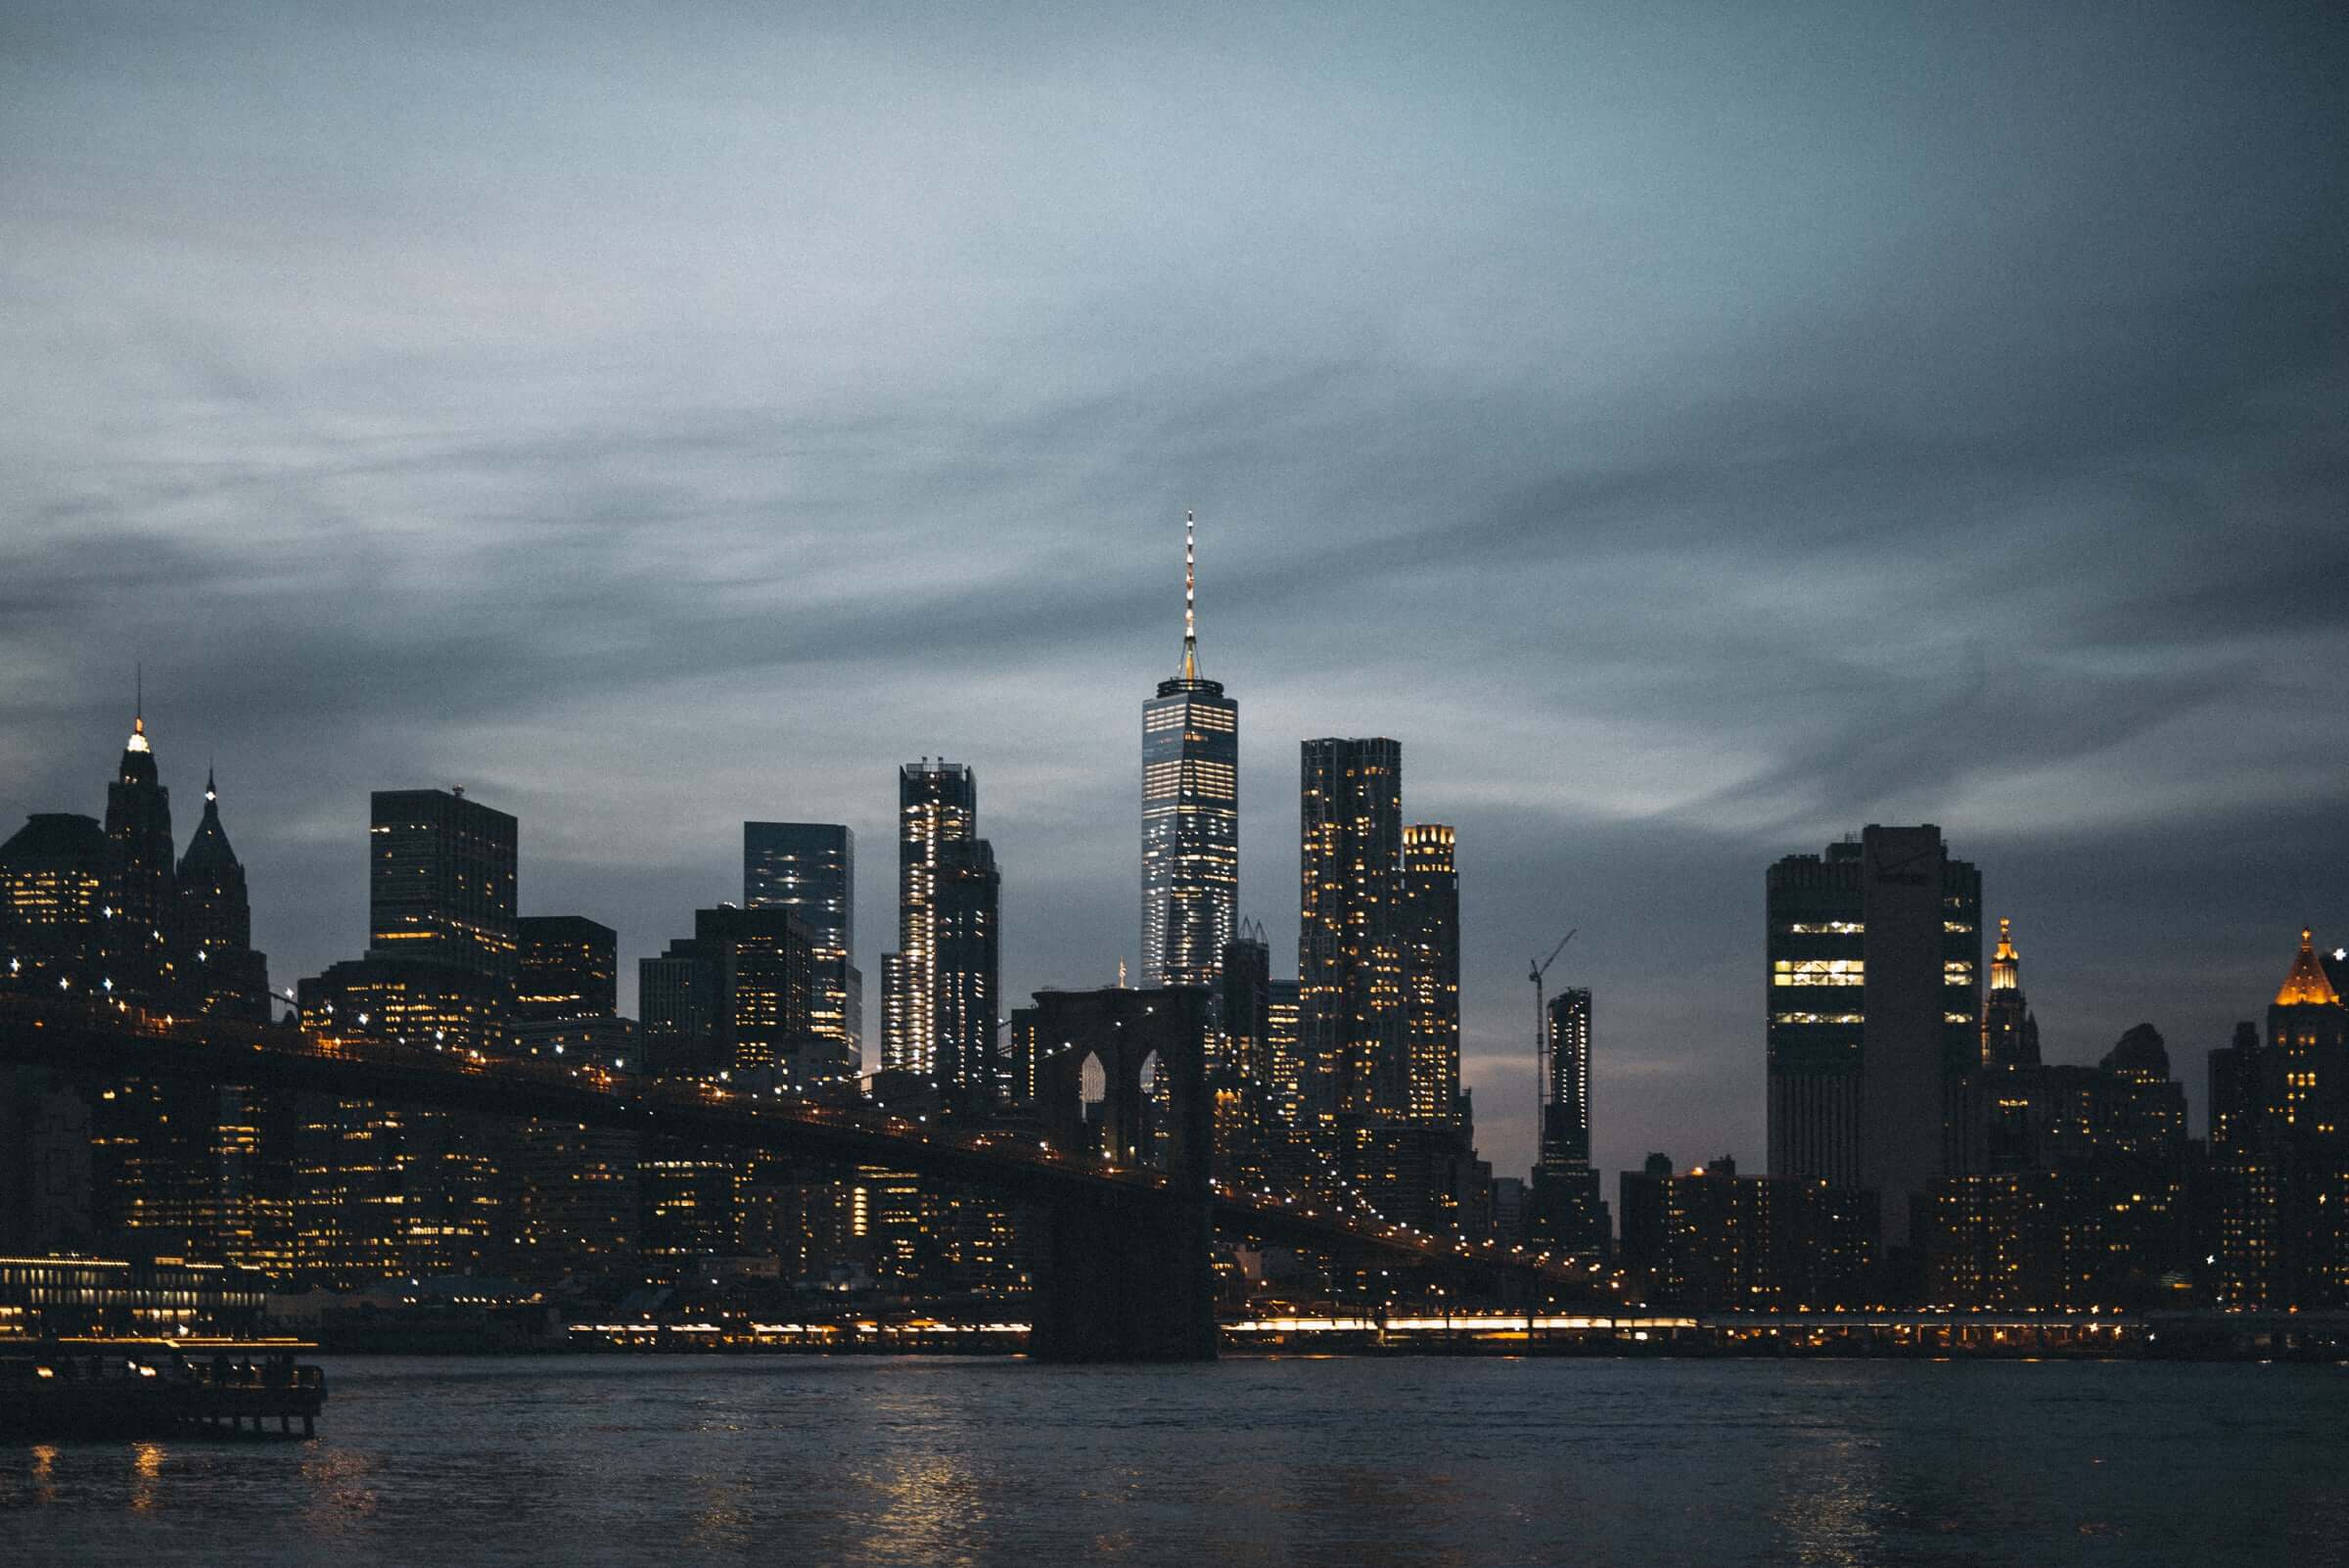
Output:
[{"xmin": 1, "ymin": 1341, "xmax": 327, "ymax": 1440}]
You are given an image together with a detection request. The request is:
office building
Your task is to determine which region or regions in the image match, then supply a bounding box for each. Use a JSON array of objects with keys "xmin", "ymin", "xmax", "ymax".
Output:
[
  {"xmin": 515, "ymin": 914, "xmax": 617, "ymax": 1023},
  {"xmin": 1, "ymin": 812, "xmax": 106, "ymax": 995},
  {"xmin": 1400, "ymin": 825, "xmax": 1460, "ymax": 1127},
  {"xmin": 1140, "ymin": 513, "xmax": 1239, "ymax": 991},
  {"xmin": 1766, "ymin": 825, "xmax": 1982, "ymax": 1244},
  {"xmin": 744, "ymin": 821, "xmax": 861, "ymax": 1061},
  {"xmin": 933, "ymin": 838, "xmax": 1001, "ymax": 1108},
  {"xmin": 889, "ymin": 761, "xmax": 978, "ymax": 1080},
  {"xmin": 1298, "ymin": 737, "xmax": 1405, "ymax": 1127},
  {"xmin": 367, "ymin": 787, "xmax": 518, "ymax": 982}
]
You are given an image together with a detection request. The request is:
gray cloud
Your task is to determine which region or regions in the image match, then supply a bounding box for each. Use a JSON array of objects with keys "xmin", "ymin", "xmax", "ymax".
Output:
[{"xmin": 2, "ymin": 1, "xmax": 2344, "ymax": 1181}]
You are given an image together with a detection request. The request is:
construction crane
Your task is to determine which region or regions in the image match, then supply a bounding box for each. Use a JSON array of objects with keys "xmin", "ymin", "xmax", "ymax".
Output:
[{"xmin": 1530, "ymin": 929, "xmax": 1577, "ymax": 1167}]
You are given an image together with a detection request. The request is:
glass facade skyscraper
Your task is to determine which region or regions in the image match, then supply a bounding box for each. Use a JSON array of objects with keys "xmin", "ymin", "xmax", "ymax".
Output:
[
  {"xmin": 888, "ymin": 761, "xmax": 982, "ymax": 1085},
  {"xmin": 744, "ymin": 822, "xmax": 861, "ymax": 1061},
  {"xmin": 1141, "ymin": 512, "xmax": 1238, "ymax": 991}
]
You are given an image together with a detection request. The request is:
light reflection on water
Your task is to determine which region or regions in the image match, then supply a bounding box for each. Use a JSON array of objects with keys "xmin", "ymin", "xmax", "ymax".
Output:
[{"xmin": 3, "ymin": 1358, "xmax": 2343, "ymax": 1568}]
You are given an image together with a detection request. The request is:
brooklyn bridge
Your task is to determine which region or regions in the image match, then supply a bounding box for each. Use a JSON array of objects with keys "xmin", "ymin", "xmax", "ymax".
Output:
[{"xmin": 0, "ymin": 995, "xmax": 1595, "ymax": 1360}]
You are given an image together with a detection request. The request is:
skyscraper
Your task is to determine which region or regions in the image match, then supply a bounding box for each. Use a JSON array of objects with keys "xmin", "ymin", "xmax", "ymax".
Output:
[
  {"xmin": 1298, "ymin": 737, "xmax": 1405, "ymax": 1127},
  {"xmin": 367, "ymin": 788, "xmax": 518, "ymax": 983},
  {"xmin": 1541, "ymin": 989, "xmax": 1592, "ymax": 1171},
  {"xmin": 176, "ymin": 768, "xmax": 272, "ymax": 1020},
  {"xmin": 889, "ymin": 760, "xmax": 978, "ymax": 1082},
  {"xmin": 1141, "ymin": 512, "xmax": 1239, "ymax": 991},
  {"xmin": 1981, "ymin": 916, "xmax": 2041, "ymax": 1069},
  {"xmin": 1400, "ymin": 824, "xmax": 1460, "ymax": 1127},
  {"xmin": 1527, "ymin": 987, "xmax": 1608, "ymax": 1255},
  {"xmin": 101, "ymin": 707, "xmax": 178, "ymax": 1004},
  {"xmin": 933, "ymin": 839, "xmax": 1001, "ymax": 1108},
  {"xmin": 1766, "ymin": 825, "xmax": 1982, "ymax": 1244},
  {"xmin": 744, "ymin": 822, "xmax": 861, "ymax": 1061}
]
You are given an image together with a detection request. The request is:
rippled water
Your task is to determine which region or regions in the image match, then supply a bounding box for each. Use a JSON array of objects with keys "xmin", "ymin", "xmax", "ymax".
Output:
[{"xmin": 5, "ymin": 1355, "xmax": 2344, "ymax": 1566}]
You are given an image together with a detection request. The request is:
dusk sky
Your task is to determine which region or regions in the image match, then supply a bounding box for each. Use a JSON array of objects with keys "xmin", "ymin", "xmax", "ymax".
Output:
[{"xmin": 4, "ymin": 2, "xmax": 2343, "ymax": 1182}]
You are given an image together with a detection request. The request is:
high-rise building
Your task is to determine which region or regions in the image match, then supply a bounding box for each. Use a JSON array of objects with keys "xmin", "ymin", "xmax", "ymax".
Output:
[
  {"xmin": 933, "ymin": 839, "xmax": 1001, "ymax": 1108},
  {"xmin": 1766, "ymin": 825, "xmax": 1982, "ymax": 1244},
  {"xmin": 744, "ymin": 822, "xmax": 861, "ymax": 1062},
  {"xmin": 1980, "ymin": 917, "xmax": 2040, "ymax": 1069},
  {"xmin": 1265, "ymin": 978, "xmax": 1304, "ymax": 1130},
  {"xmin": 889, "ymin": 761, "xmax": 978, "ymax": 1082},
  {"xmin": 176, "ymin": 768, "xmax": 272, "ymax": 1021},
  {"xmin": 1, "ymin": 812, "xmax": 106, "ymax": 995},
  {"xmin": 1541, "ymin": 990, "xmax": 1593, "ymax": 1171},
  {"xmin": 2269, "ymin": 928, "xmax": 2347, "ymax": 1138},
  {"xmin": 1526, "ymin": 988, "xmax": 1607, "ymax": 1256},
  {"xmin": 697, "ymin": 904, "xmax": 821, "ymax": 1080},
  {"xmin": 515, "ymin": 915, "xmax": 618, "ymax": 1023},
  {"xmin": 367, "ymin": 788, "xmax": 518, "ymax": 982},
  {"xmin": 639, "ymin": 942, "xmax": 719, "ymax": 1076},
  {"xmin": 1141, "ymin": 512, "xmax": 1239, "ymax": 992},
  {"xmin": 1399, "ymin": 825, "xmax": 1460, "ymax": 1127},
  {"xmin": 101, "ymin": 709, "xmax": 179, "ymax": 1004},
  {"xmin": 1298, "ymin": 737, "xmax": 1405, "ymax": 1128}
]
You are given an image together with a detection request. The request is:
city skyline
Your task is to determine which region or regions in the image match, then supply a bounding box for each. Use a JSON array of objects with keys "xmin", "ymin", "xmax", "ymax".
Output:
[{"xmin": 5, "ymin": 5, "xmax": 2345, "ymax": 1185}]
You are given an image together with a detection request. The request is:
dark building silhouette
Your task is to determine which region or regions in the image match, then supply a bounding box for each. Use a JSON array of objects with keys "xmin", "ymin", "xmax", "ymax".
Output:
[
  {"xmin": 1528, "ymin": 988, "xmax": 1608, "ymax": 1257},
  {"xmin": 1931, "ymin": 1022, "xmax": 2191, "ymax": 1309},
  {"xmin": 933, "ymin": 838, "xmax": 1001, "ymax": 1109},
  {"xmin": 744, "ymin": 821, "xmax": 861, "ymax": 1063},
  {"xmin": 2205, "ymin": 930, "xmax": 2349, "ymax": 1309},
  {"xmin": 1140, "ymin": 513, "xmax": 1238, "ymax": 992},
  {"xmin": 515, "ymin": 914, "xmax": 618, "ymax": 1023},
  {"xmin": 101, "ymin": 710, "xmax": 180, "ymax": 1004},
  {"xmin": 1767, "ymin": 825, "xmax": 1982, "ymax": 1244},
  {"xmin": 176, "ymin": 768, "xmax": 272, "ymax": 1021},
  {"xmin": 1, "ymin": 811, "xmax": 106, "ymax": 995},
  {"xmin": 1618, "ymin": 1156, "xmax": 1877, "ymax": 1309},
  {"xmin": 367, "ymin": 787, "xmax": 518, "ymax": 984},
  {"xmin": 1980, "ymin": 916, "xmax": 2040, "ymax": 1069}
]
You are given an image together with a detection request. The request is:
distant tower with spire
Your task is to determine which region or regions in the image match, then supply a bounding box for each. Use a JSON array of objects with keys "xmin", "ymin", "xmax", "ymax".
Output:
[
  {"xmin": 100, "ymin": 679, "xmax": 181, "ymax": 1004},
  {"xmin": 1981, "ymin": 915, "xmax": 2041, "ymax": 1069},
  {"xmin": 1140, "ymin": 510, "xmax": 1239, "ymax": 990},
  {"xmin": 178, "ymin": 765, "xmax": 273, "ymax": 1020}
]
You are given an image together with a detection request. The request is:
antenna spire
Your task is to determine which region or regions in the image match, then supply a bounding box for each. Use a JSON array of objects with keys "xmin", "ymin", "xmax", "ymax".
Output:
[{"xmin": 1179, "ymin": 509, "xmax": 1200, "ymax": 681}]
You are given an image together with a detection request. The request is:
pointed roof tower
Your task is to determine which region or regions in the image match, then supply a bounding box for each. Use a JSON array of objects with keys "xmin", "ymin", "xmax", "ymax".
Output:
[
  {"xmin": 1990, "ymin": 916, "xmax": 2020, "ymax": 992},
  {"xmin": 2275, "ymin": 928, "xmax": 2342, "ymax": 1008},
  {"xmin": 179, "ymin": 763, "xmax": 241, "ymax": 874}
]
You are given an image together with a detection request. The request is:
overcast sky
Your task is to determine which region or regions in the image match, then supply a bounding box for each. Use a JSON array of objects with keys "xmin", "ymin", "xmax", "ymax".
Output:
[{"xmin": 4, "ymin": 1, "xmax": 2343, "ymax": 1182}]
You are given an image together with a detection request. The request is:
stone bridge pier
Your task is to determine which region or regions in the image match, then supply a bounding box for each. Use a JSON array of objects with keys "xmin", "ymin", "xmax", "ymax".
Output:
[{"xmin": 1018, "ymin": 984, "xmax": 1217, "ymax": 1361}]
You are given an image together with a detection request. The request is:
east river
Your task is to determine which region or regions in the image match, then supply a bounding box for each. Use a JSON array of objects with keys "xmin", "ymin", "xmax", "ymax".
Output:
[{"xmin": 5, "ymin": 1356, "xmax": 2344, "ymax": 1566}]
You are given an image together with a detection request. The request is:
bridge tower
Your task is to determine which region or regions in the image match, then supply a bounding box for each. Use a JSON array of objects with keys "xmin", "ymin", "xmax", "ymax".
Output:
[{"xmin": 1017, "ymin": 984, "xmax": 1217, "ymax": 1360}]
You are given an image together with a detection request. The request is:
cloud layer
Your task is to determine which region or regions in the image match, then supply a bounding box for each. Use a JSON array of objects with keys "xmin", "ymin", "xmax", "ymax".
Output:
[{"xmin": 4, "ymin": 1, "xmax": 2344, "ymax": 1180}]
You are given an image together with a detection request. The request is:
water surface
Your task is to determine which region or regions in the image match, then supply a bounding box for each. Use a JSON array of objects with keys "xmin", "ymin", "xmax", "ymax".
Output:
[{"xmin": 5, "ymin": 1355, "xmax": 2342, "ymax": 1566}]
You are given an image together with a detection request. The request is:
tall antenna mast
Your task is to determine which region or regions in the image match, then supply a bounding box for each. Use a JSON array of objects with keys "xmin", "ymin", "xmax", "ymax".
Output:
[{"xmin": 1179, "ymin": 509, "xmax": 1199, "ymax": 681}]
